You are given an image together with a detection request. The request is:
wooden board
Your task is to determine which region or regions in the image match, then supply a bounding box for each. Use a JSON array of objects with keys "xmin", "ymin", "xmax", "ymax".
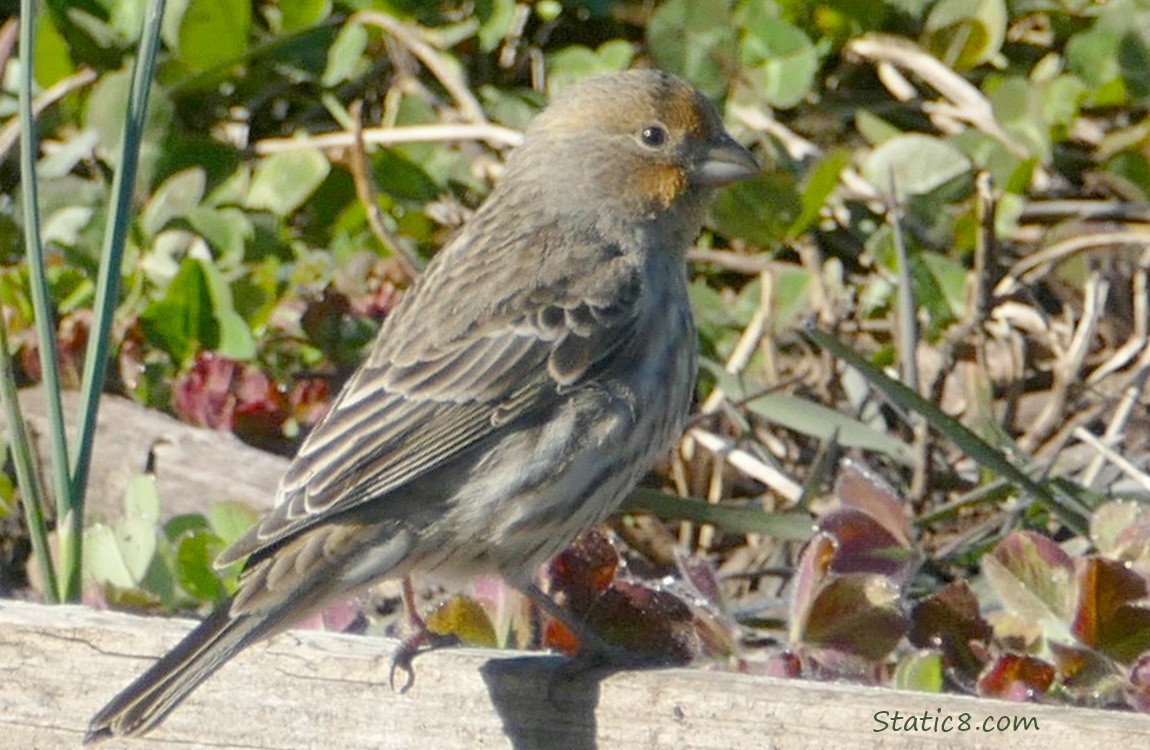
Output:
[{"xmin": 2, "ymin": 599, "xmax": 1148, "ymax": 749}]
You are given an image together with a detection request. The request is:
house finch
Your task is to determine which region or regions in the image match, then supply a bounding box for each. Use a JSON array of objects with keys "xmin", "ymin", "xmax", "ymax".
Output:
[{"xmin": 86, "ymin": 68, "xmax": 758, "ymax": 741}]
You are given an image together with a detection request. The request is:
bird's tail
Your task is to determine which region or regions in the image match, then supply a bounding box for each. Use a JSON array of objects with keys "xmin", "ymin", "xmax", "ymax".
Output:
[{"xmin": 84, "ymin": 601, "xmax": 268, "ymax": 743}]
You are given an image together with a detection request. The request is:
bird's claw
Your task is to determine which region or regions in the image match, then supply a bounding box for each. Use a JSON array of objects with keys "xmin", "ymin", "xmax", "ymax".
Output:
[
  {"xmin": 388, "ymin": 630, "xmax": 459, "ymax": 693},
  {"xmin": 389, "ymin": 643, "xmax": 418, "ymax": 693}
]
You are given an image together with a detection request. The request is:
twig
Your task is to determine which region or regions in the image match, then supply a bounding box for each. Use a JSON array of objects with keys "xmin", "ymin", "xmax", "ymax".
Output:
[
  {"xmin": 995, "ymin": 227, "xmax": 1150, "ymax": 294},
  {"xmin": 730, "ymin": 103, "xmax": 821, "ymax": 162},
  {"xmin": 1086, "ymin": 245, "xmax": 1150, "ymax": 386},
  {"xmin": 845, "ymin": 34, "xmax": 1028, "ymax": 158},
  {"xmin": 687, "ymin": 248, "xmax": 772, "ymax": 275},
  {"xmin": 346, "ymin": 100, "xmax": 421, "ymax": 281},
  {"xmin": 688, "ymin": 428, "xmax": 803, "ymax": 503},
  {"xmin": 884, "ymin": 173, "xmax": 930, "ymax": 499},
  {"xmin": 253, "ymin": 122, "xmax": 523, "ymax": 155},
  {"xmin": 1020, "ymin": 200, "xmax": 1150, "ymax": 224},
  {"xmin": 352, "ymin": 11, "xmax": 487, "ymax": 124},
  {"xmin": 700, "ymin": 271, "xmax": 772, "ymax": 415},
  {"xmin": 1018, "ymin": 271, "xmax": 1108, "ymax": 453},
  {"xmin": 0, "ymin": 67, "xmax": 98, "ymax": 163},
  {"xmin": 1082, "ymin": 341, "xmax": 1150, "ymax": 488},
  {"xmin": 0, "ymin": 19, "xmax": 17, "ymax": 89},
  {"xmin": 1074, "ymin": 426, "xmax": 1150, "ymax": 494}
]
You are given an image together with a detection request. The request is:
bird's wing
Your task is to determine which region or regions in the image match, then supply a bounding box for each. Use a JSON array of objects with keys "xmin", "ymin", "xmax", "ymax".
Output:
[{"xmin": 217, "ymin": 223, "xmax": 643, "ymax": 566}]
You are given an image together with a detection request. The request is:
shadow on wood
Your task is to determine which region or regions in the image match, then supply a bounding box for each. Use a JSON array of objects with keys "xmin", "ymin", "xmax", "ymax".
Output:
[{"xmin": 481, "ymin": 656, "xmax": 602, "ymax": 750}]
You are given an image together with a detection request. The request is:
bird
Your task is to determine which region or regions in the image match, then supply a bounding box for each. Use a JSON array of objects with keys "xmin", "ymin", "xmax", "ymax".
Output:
[{"xmin": 85, "ymin": 68, "xmax": 759, "ymax": 742}]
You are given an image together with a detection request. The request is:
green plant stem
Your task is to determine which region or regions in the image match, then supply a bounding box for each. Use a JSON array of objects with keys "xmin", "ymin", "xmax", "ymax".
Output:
[
  {"xmin": 19, "ymin": 0, "xmax": 75, "ymax": 602},
  {"xmin": 71, "ymin": 0, "xmax": 167, "ymax": 535},
  {"xmin": 0, "ymin": 283, "xmax": 59, "ymax": 601}
]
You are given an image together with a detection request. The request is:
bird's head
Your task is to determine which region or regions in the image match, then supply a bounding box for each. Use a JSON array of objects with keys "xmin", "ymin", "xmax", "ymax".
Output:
[{"xmin": 506, "ymin": 70, "xmax": 759, "ymax": 229}]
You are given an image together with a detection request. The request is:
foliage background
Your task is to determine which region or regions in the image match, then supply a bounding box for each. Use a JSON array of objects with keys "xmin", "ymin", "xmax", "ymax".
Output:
[{"xmin": 4, "ymin": 0, "xmax": 1150, "ymax": 710}]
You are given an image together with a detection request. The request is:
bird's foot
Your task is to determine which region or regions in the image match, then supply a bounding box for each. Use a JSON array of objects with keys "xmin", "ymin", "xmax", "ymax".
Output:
[
  {"xmin": 388, "ymin": 628, "xmax": 459, "ymax": 693},
  {"xmin": 388, "ymin": 576, "xmax": 458, "ymax": 692}
]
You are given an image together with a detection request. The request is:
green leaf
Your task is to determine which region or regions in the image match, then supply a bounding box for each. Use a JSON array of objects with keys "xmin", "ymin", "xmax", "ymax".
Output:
[
  {"xmin": 208, "ymin": 500, "xmax": 260, "ymax": 547},
  {"xmin": 892, "ymin": 650, "xmax": 944, "ymax": 692},
  {"xmin": 922, "ymin": 0, "xmax": 1006, "ymax": 69},
  {"xmin": 787, "ymin": 148, "xmax": 851, "ymax": 238},
  {"xmin": 1042, "ymin": 75, "xmax": 1088, "ymax": 132},
  {"xmin": 476, "ymin": 0, "xmax": 517, "ymax": 52},
  {"xmin": 709, "ymin": 172, "xmax": 801, "ymax": 245},
  {"xmin": 982, "ymin": 532, "xmax": 1076, "ymax": 645},
  {"xmin": 43, "ymin": 206, "xmax": 96, "ymax": 248},
  {"xmin": 34, "ymin": 11, "xmax": 75, "ymax": 88},
  {"xmin": 141, "ymin": 167, "xmax": 206, "ymax": 239},
  {"xmin": 772, "ymin": 267, "xmax": 814, "ymax": 331},
  {"xmin": 139, "ymin": 258, "xmax": 212, "ymax": 363},
  {"xmin": 201, "ymin": 264, "xmax": 257, "ymax": 361},
  {"xmin": 116, "ymin": 474, "xmax": 161, "ymax": 583},
  {"xmin": 1066, "ymin": 29, "xmax": 1126, "ymax": 107},
  {"xmin": 139, "ymin": 257, "xmax": 255, "ymax": 363},
  {"xmin": 83, "ymin": 524, "xmax": 136, "ymax": 589},
  {"xmin": 107, "ymin": 0, "xmax": 149, "ymax": 41},
  {"xmin": 186, "ymin": 206, "xmax": 254, "ymax": 269},
  {"xmin": 83, "ymin": 66, "xmax": 174, "ymax": 186},
  {"xmin": 280, "ymin": 0, "xmax": 331, "ymax": 33},
  {"xmin": 861, "ymin": 134, "xmax": 972, "ymax": 200},
  {"xmin": 84, "ymin": 475, "xmax": 161, "ymax": 589},
  {"xmin": 245, "ymin": 148, "xmax": 332, "ymax": 216},
  {"xmin": 176, "ymin": 529, "xmax": 226, "ymax": 601},
  {"xmin": 647, "ymin": 0, "xmax": 738, "ymax": 99},
  {"xmin": 322, "ymin": 21, "xmax": 368, "ymax": 86},
  {"xmin": 917, "ymin": 251, "xmax": 967, "ymax": 324},
  {"xmin": 950, "ymin": 130, "xmax": 1024, "ymax": 190},
  {"xmin": 988, "ymin": 76, "xmax": 1049, "ymax": 162},
  {"xmin": 547, "ymin": 41, "xmax": 636, "ymax": 94},
  {"xmin": 176, "ymin": 0, "xmax": 251, "ymax": 72},
  {"xmin": 855, "ymin": 109, "xmax": 902, "ymax": 146},
  {"xmin": 165, "ymin": 513, "xmax": 212, "ymax": 541},
  {"xmin": 739, "ymin": 13, "xmax": 818, "ymax": 109},
  {"xmin": 123, "ymin": 473, "xmax": 161, "ymax": 523}
]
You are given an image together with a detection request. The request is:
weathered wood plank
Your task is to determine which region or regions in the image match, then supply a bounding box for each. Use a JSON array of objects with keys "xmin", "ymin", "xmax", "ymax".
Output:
[{"xmin": 2, "ymin": 599, "xmax": 1147, "ymax": 749}]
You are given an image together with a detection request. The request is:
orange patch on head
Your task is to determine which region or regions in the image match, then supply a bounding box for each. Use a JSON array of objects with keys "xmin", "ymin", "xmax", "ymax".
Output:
[
  {"xmin": 659, "ymin": 83, "xmax": 708, "ymax": 139},
  {"xmin": 636, "ymin": 161, "xmax": 688, "ymax": 211}
]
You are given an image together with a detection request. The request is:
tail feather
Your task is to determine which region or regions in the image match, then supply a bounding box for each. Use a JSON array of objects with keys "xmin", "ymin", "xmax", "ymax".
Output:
[{"xmin": 84, "ymin": 602, "xmax": 268, "ymax": 743}]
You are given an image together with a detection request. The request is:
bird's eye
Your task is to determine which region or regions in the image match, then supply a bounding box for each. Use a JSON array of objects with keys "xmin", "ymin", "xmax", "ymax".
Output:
[{"xmin": 640, "ymin": 124, "xmax": 668, "ymax": 148}]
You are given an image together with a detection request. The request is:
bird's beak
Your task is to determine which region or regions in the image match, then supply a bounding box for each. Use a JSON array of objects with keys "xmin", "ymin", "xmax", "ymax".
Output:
[{"xmin": 696, "ymin": 134, "xmax": 759, "ymax": 187}]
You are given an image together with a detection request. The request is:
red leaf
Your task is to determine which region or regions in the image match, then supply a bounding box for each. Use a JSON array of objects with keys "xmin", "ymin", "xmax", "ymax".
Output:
[
  {"xmin": 977, "ymin": 653, "xmax": 1055, "ymax": 701},
  {"xmin": 1073, "ymin": 557, "xmax": 1150, "ymax": 663},
  {"xmin": 834, "ymin": 460, "xmax": 913, "ymax": 548},
  {"xmin": 909, "ymin": 581, "xmax": 992, "ymax": 680},
  {"xmin": 173, "ymin": 352, "xmax": 240, "ymax": 430}
]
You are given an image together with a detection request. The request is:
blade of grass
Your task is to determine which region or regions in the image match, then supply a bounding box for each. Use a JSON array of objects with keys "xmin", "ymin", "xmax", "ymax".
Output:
[
  {"xmin": 704, "ymin": 362, "xmax": 915, "ymax": 465},
  {"xmin": 0, "ymin": 280, "xmax": 59, "ymax": 601},
  {"xmin": 71, "ymin": 0, "xmax": 168, "ymax": 534},
  {"xmin": 625, "ymin": 488, "xmax": 814, "ymax": 541},
  {"xmin": 19, "ymin": 0, "xmax": 73, "ymax": 602},
  {"xmin": 804, "ymin": 323, "xmax": 1091, "ymax": 535}
]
